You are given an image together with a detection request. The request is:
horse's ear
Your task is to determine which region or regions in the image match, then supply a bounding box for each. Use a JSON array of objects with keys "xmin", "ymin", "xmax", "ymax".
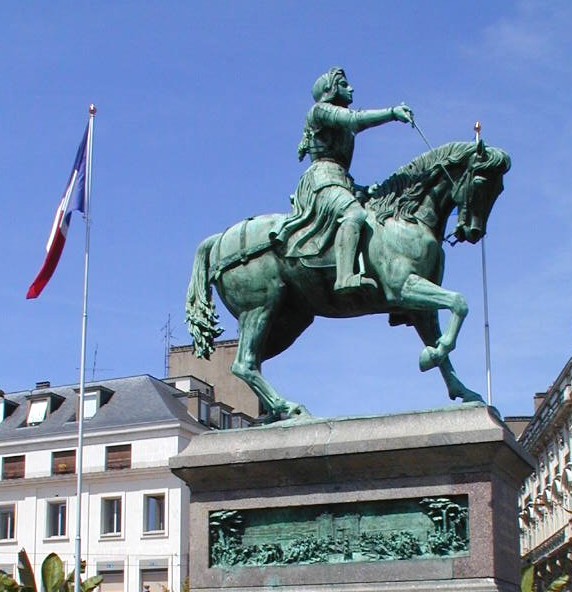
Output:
[{"xmin": 476, "ymin": 139, "xmax": 487, "ymax": 159}]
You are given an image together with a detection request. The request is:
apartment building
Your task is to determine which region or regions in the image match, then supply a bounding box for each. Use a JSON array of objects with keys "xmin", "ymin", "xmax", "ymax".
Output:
[
  {"xmin": 0, "ymin": 375, "xmax": 209, "ymax": 592},
  {"xmin": 515, "ymin": 357, "xmax": 572, "ymax": 587}
]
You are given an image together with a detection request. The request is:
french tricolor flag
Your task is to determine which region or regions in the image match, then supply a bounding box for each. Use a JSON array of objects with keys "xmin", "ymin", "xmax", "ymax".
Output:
[{"xmin": 27, "ymin": 125, "xmax": 89, "ymax": 299}]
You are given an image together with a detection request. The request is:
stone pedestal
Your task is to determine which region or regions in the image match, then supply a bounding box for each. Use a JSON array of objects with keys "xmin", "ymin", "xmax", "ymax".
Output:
[{"xmin": 170, "ymin": 404, "xmax": 533, "ymax": 592}]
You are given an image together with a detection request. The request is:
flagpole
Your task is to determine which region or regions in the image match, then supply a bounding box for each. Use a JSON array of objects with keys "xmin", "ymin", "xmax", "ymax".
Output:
[
  {"xmin": 74, "ymin": 104, "xmax": 96, "ymax": 592},
  {"xmin": 474, "ymin": 121, "xmax": 493, "ymax": 406}
]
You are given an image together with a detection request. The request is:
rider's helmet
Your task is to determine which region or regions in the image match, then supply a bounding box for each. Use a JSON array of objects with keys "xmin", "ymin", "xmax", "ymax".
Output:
[{"xmin": 312, "ymin": 67, "xmax": 347, "ymax": 103}]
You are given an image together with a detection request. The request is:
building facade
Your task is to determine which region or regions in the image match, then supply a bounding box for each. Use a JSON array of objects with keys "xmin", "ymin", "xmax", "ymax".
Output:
[
  {"xmin": 0, "ymin": 375, "xmax": 210, "ymax": 592},
  {"xmin": 515, "ymin": 358, "xmax": 572, "ymax": 588},
  {"xmin": 169, "ymin": 340, "xmax": 261, "ymax": 420}
]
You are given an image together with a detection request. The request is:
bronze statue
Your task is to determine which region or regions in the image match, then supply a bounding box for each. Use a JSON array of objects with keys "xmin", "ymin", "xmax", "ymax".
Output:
[
  {"xmin": 271, "ymin": 67, "xmax": 413, "ymax": 292},
  {"xmin": 186, "ymin": 68, "xmax": 511, "ymax": 423}
]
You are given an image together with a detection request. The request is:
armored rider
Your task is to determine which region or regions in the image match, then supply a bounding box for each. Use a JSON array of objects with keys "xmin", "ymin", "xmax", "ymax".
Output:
[{"xmin": 271, "ymin": 67, "xmax": 413, "ymax": 292}]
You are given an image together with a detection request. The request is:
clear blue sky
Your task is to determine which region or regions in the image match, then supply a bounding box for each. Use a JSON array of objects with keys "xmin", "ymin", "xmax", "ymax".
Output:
[{"xmin": 1, "ymin": 1, "xmax": 570, "ymax": 419}]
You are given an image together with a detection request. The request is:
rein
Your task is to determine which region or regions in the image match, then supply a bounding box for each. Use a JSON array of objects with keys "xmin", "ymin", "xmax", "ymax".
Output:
[{"xmin": 412, "ymin": 120, "xmax": 472, "ymax": 246}]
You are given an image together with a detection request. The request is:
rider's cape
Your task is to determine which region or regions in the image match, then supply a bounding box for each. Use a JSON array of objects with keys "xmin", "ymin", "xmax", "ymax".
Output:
[{"xmin": 271, "ymin": 160, "xmax": 356, "ymax": 258}]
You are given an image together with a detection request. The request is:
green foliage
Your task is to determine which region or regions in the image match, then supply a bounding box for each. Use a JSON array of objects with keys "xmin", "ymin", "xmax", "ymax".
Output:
[
  {"xmin": 0, "ymin": 572, "xmax": 22, "ymax": 592},
  {"xmin": 42, "ymin": 554, "xmax": 65, "ymax": 592},
  {"xmin": 0, "ymin": 550, "xmax": 102, "ymax": 592},
  {"xmin": 520, "ymin": 565, "xmax": 570, "ymax": 592},
  {"xmin": 520, "ymin": 565, "xmax": 535, "ymax": 592},
  {"xmin": 17, "ymin": 549, "xmax": 36, "ymax": 592},
  {"xmin": 546, "ymin": 575, "xmax": 570, "ymax": 591}
]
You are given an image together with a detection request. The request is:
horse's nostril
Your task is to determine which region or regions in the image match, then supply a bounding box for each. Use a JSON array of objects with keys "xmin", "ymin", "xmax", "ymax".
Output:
[{"xmin": 468, "ymin": 228, "xmax": 481, "ymax": 243}]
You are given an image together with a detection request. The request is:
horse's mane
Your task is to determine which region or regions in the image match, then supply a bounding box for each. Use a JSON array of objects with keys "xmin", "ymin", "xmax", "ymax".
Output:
[{"xmin": 367, "ymin": 141, "xmax": 509, "ymax": 224}]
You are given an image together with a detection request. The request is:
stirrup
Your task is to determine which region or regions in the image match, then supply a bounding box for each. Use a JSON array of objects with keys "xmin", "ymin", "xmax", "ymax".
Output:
[{"xmin": 334, "ymin": 274, "xmax": 378, "ymax": 293}]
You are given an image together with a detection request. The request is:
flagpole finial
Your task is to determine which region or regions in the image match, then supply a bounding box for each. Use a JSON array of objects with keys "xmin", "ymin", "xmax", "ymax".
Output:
[{"xmin": 89, "ymin": 104, "xmax": 97, "ymax": 116}]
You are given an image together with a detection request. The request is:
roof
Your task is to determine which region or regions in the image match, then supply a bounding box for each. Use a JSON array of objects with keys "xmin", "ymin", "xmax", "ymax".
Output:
[
  {"xmin": 170, "ymin": 338, "xmax": 238, "ymax": 353},
  {"xmin": 519, "ymin": 357, "xmax": 572, "ymax": 451},
  {"xmin": 0, "ymin": 375, "xmax": 207, "ymax": 442}
]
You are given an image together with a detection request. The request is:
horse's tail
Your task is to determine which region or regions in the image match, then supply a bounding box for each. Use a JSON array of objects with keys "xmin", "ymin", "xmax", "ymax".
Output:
[{"xmin": 186, "ymin": 234, "xmax": 224, "ymax": 360}]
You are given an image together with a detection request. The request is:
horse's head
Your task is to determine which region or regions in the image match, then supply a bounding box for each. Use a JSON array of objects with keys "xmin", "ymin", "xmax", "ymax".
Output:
[
  {"xmin": 451, "ymin": 140, "xmax": 511, "ymax": 244},
  {"xmin": 368, "ymin": 141, "xmax": 511, "ymax": 243}
]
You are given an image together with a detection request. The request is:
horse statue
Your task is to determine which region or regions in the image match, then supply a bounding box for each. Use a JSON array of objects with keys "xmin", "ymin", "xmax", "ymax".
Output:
[{"xmin": 186, "ymin": 140, "xmax": 510, "ymax": 422}]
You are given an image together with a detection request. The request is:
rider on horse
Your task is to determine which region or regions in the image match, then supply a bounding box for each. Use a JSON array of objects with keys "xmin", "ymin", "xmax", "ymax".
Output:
[{"xmin": 271, "ymin": 67, "xmax": 414, "ymax": 292}]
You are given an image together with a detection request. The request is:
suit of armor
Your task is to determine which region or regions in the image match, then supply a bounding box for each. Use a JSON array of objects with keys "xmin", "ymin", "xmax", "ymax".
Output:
[{"xmin": 272, "ymin": 68, "xmax": 412, "ymax": 292}]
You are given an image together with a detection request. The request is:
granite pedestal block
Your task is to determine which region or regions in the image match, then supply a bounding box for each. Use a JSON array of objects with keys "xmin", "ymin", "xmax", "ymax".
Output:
[{"xmin": 170, "ymin": 404, "xmax": 533, "ymax": 592}]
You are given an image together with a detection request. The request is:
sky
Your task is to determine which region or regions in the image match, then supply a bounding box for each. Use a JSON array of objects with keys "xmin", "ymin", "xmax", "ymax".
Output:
[{"xmin": 1, "ymin": 0, "xmax": 571, "ymax": 420}]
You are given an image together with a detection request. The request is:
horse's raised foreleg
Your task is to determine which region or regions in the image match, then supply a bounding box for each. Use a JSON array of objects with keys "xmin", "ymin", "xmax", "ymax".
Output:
[
  {"xmin": 232, "ymin": 306, "xmax": 310, "ymax": 422},
  {"xmin": 410, "ymin": 311, "xmax": 484, "ymax": 403},
  {"xmin": 398, "ymin": 274, "xmax": 468, "ymax": 372}
]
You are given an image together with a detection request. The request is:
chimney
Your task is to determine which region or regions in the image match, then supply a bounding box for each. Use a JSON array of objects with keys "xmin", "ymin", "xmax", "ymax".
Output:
[
  {"xmin": 534, "ymin": 392, "xmax": 546, "ymax": 411},
  {"xmin": 35, "ymin": 381, "xmax": 51, "ymax": 390}
]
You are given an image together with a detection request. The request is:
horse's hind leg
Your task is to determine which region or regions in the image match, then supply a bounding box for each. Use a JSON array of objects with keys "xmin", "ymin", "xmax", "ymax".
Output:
[
  {"xmin": 232, "ymin": 305, "xmax": 310, "ymax": 421},
  {"xmin": 411, "ymin": 311, "xmax": 484, "ymax": 404}
]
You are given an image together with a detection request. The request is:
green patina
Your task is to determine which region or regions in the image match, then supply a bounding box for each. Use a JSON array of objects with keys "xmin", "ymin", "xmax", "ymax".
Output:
[
  {"xmin": 186, "ymin": 67, "xmax": 511, "ymax": 422},
  {"xmin": 208, "ymin": 496, "xmax": 469, "ymax": 568}
]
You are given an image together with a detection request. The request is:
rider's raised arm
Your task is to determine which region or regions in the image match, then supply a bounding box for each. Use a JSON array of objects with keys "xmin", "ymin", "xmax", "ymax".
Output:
[{"xmin": 312, "ymin": 102, "xmax": 412, "ymax": 133}]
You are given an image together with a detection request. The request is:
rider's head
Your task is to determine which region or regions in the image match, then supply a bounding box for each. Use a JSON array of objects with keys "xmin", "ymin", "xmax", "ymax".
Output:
[{"xmin": 312, "ymin": 67, "xmax": 352, "ymax": 105}]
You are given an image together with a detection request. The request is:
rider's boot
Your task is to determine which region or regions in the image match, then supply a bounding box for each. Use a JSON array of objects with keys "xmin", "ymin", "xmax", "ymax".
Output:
[{"xmin": 333, "ymin": 219, "xmax": 378, "ymax": 292}]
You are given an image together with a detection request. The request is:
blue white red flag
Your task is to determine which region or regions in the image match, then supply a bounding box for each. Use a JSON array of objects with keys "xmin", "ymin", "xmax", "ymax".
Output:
[{"xmin": 27, "ymin": 125, "xmax": 89, "ymax": 299}]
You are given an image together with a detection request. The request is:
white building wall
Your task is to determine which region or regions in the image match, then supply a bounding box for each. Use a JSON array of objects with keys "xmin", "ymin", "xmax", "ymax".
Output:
[{"xmin": 0, "ymin": 429, "xmax": 193, "ymax": 592}]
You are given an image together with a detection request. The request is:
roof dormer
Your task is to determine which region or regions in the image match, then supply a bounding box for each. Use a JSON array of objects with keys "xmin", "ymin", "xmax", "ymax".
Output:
[
  {"xmin": 75, "ymin": 385, "xmax": 115, "ymax": 420},
  {"xmin": 24, "ymin": 391, "xmax": 64, "ymax": 426},
  {"xmin": 0, "ymin": 392, "xmax": 18, "ymax": 423}
]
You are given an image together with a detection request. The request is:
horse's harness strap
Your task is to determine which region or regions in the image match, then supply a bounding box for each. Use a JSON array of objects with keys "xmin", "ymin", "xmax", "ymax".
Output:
[
  {"xmin": 239, "ymin": 217, "xmax": 253, "ymax": 263},
  {"xmin": 210, "ymin": 218, "xmax": 273, "ymax": 282}
]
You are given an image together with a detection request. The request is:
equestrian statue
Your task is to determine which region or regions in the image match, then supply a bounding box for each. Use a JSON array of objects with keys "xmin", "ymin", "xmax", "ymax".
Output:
[{"xmin": 186, "ymin": 67, "xmax": 511, "ymax": 422}]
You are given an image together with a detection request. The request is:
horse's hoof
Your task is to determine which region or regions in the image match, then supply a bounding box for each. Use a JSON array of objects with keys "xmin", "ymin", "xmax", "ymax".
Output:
[
  {"xmin": 263, "ymin": 401, "xmax": 312, "ymax": 424},
  {"xmin": 419, "ymin": 347, "xmax": 439, "ymax": 372},
  {"xmin": 461, "ymin": 391, "xmax": 485, "ymax": 404},
  {"xmin": 281, "ymin": 403, "xmax": 311, "ymax": 421},
  {"xmin": 449, "ymin": 388, "xmax": 485, "ymax": 404}
]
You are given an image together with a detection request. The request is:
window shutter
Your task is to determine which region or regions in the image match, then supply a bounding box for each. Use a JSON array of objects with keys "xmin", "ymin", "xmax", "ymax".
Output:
[
  {"xmin": 2, "ymin": 456, "xmax": 25, "ymax": 479},
  {"xmin": 106, "ymin": 445, "xmax": 131, "ymax": 470},
  {"xmin": 52, "ymin": 450, "xmax": 76, "ymax": 475}
]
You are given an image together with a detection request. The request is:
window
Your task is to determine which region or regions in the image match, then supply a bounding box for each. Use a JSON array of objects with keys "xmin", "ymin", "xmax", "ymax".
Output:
[
  {"xmin": 2, "ymin": 456, "xmax": 25, "ymax": 480},
  {"xmin": 27, "ymin": 399, "xmax": 49, "ymax": 425},
  {"xmin": 0, "ymin": 397, "xmax": 17, "ymax": 423},
  {"xmin": 101, "ymin": 498, "xmax": 122, "ymax": 536},
  {"xmin": 0, "ymin": 505, "xmax": 15, "ymax": 540},
  {"xmin": 97, "ymin": 570, "xmax": 124, "ymax": 592},
  {"xmin": 24, "ymin": 393, "xmax": 64, "ymax": 426},
  {"xmin": 140, "ymin": 569, "xmax": 168, "ymax": 592},
  {"xmin": 47, "ymin": 501, "xmax": 67, "ymax": 538},
  {"xmin": 77, "ymin": 387, "xmax": 114, "ymax": 421},
  {"xmin": 144, "ymin": 494, "xmax": 165, "ymax": 533},
  {"xmin": 105, "ymin": 445, "xmax": 131, "ymax": 470},
  {"xmin": 199, "ymin": 399, "xmax": 210, "ymax": 425},
  {"xmin": 83, "ymin": 393, "xmax": 98, "ymax": 419},
  {"xmin": 221, "ymin": 410, "xmax": 232, "ymax": 430},
  {"xmin": 52, "ymin": 450, "xmax": 76, "ymax": 475}
]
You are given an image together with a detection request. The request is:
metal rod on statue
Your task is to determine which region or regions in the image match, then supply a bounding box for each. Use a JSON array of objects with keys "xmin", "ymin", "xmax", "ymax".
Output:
[
  {"xmin": 74, "ymin": 104, "xmax": 96, "ymax": 592},
  {"xmin": 412, "ymin": 118, "xmax": 456, "ymax": 188},
  {"xmin": 474, "ymin": 121, "xmax": 493, "ymax": 406}
]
